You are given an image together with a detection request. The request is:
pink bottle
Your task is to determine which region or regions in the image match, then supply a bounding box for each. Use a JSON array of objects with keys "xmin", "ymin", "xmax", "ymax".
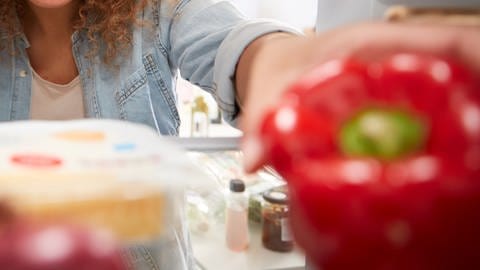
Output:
[{"xmin": 225, "ymin": 179, "xmax": 250, "ymax": 252}]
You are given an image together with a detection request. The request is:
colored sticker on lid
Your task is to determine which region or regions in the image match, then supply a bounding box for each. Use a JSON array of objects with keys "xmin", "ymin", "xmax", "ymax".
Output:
[
  {"xmin": 11, "ymin": 154, "xmax": 63, "ymax": 168},
  {"xmin": 54, "ymin": 131, "xmax": 105, "ymax": 142},
  {"xmin": 114, "ymin": 143, "xmax": 137, "ymax": 152}
]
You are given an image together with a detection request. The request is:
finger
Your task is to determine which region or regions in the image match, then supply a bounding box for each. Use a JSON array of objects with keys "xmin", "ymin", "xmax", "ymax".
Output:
[{"xmin": 342, "ymin": 23, "xmax": 480, "ymax": 71}]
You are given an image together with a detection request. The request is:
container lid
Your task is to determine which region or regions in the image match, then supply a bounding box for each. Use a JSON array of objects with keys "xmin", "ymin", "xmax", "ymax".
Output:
[
  {"xmin": 263, "ymin": 189, "xmax": 289, "ymax": 205},
  {"xmin": 0, "ymin": 120, "xmax": 215, "ymax": 241},
  {"xmin": 229, "ymin": 179, "xmax": 245, "ymax": 192}
]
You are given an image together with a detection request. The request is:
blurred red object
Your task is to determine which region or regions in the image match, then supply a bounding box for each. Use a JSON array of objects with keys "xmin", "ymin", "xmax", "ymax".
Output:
[
  {"xmin": 0, "ymin": 221, "xmax": 126, "ymax": 270},
  {"xmin": 260, "ymin": 53, "xmax": 480, "ymax": 269}
]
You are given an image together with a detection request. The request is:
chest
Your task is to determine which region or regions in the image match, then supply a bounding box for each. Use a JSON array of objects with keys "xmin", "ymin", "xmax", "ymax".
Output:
[
  {"xmin": 26, "ymin": 38, "xmax": 79, "ymax": 85},
  {"xmin": 0, "ymin": 39, "xmax": 180, "ymax": 136}
]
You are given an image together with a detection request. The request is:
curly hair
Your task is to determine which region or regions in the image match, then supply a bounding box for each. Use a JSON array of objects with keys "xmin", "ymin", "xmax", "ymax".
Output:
[{"xmin": 0, "ymin": 0, "xmax": 152, "ymax": 64}]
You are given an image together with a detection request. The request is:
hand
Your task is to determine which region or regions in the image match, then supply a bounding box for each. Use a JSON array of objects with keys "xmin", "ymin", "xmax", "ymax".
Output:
[{"xmin": 238, "ymin": 22, "xmax": 480, "ymax": 173}]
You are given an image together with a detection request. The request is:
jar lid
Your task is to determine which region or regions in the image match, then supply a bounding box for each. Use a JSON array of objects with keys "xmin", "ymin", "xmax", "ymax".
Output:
[
  {"xmin": 263, "ymin": 189, "xmax": 289, "ymax": 204},
  {"xmin": 229, "ymin": 179, "xmax": 245, "ymax": 192}
]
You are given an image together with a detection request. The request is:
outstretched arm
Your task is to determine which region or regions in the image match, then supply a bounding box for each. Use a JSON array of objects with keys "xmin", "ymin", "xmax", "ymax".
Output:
[{"xmin": 236, "ymin": 22, "xmax": 480, "ymax": 172}]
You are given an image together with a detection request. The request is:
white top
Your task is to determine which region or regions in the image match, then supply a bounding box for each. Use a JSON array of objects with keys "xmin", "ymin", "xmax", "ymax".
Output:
[
  {"xmin": 30, "ymin": 69, "xmax": 85, "ymax": 120},
  {"xmin": 316, "ymin": 0, "xmax": 480, "ymax": 32}
]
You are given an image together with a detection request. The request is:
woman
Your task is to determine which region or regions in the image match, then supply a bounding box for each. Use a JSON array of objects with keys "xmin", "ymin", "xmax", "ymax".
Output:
[
  {"xmin": 1, "ymin": 0, "xmax": 479, "ymax": 269},
  {"xmin": 0, "ymin": 0, "xmax": 299, "ymax": 134}
]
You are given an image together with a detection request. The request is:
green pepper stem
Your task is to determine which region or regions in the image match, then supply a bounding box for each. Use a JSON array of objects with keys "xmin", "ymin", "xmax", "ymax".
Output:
[{"xmin": 340, "ymin": 108, "xmax": 426, "ymax": 160}]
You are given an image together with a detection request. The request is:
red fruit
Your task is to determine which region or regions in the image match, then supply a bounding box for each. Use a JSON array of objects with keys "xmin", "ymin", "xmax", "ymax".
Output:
[
  {"xmin": 0, "ymin": 201, "xmax": 15, "ymax": 226},
  {"xmin": 260, "ymin": 53, "xmax": 480, "ymax": 270},
  {"xmin": 0, "ymin": 222, "xmax": 126, "ymax": 270},
  {"xmin": 260, "ymin": 103, "xmax": 336, "ymax": 175}
]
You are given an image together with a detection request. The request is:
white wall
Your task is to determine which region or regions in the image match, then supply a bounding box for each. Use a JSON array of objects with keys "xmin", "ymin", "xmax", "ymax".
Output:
[
  {"xmin": 228, "ymin": 0, "xmax": 318, "ymax": 30},
  {"xmin": 179, "ymin": 0, "xmax": 319, "ymax": 137}
]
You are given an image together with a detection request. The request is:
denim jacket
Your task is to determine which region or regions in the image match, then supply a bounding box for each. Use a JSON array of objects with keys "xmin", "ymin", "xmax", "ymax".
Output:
[
  {"xmin": 0, "ymin": 0, "xmax": 298, "ymax": 269},
  {"xmin": 0, "ymin": 0, "xmax": 297, "ymax": 134}
]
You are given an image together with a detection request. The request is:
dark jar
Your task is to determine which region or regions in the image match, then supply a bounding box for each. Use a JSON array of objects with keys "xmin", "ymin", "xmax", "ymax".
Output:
[{"xmin": 261, "ymin": 188, "xmax": 294, "ymax": 252}]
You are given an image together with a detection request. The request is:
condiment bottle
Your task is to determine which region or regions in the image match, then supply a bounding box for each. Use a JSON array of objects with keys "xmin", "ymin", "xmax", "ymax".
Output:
[
  {"xmin": 225, "ymin": 179, "xmax": 249, "ymax": 251},
  {"xmin": 191, "ymin": 96, "xmax": 209, "ymax": 137},
  {"xmin": 262, "ymin": 188, "xmax": 293, "ymax": 252}
]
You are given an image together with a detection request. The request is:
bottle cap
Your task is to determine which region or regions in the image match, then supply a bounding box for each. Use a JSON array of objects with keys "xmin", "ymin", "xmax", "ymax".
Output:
[
  {"xmin": 229, "ymin": 179, "xmax": 245, "ymax": 193},
  {"xmin": 263, "ymin": 188, "xmax": 289, "ymax": 205}
]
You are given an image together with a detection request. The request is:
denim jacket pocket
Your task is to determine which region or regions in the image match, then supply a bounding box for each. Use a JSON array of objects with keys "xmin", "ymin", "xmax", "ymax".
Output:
[
  {"xmin": 115, "ymin": 68, "xmax": 148, "ymax": 106},
  {"xmin": 114, "ymin": 67, "xmax": 160, "ymax": 131},
  {"xmin": 142, "ymin": 53, "xmax": 181, "ymax": 135}
]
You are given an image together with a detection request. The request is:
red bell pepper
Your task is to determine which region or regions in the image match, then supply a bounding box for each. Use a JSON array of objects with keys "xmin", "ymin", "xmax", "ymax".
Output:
[{"xmin": 260, "ymin": 53, "xmax": 480, "ymax": 270}]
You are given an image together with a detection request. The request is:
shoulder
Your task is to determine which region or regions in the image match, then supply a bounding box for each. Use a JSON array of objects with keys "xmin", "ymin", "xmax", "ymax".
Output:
[
  {"xmin": 147, "ymin": 0, "xmax": 183, "ymax": 18},
  {"xmin": 152, "ymin": 0, "xmax": 228, "ymax": 20}
]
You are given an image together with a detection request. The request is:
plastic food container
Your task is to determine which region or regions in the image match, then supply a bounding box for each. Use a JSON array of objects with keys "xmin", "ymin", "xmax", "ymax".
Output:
[{"xmin": 0, "ymin": 120, "xmax": 212, "ymax": 269}]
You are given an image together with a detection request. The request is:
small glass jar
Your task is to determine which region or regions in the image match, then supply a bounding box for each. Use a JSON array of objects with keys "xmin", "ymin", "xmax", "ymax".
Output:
[{"xmin": 262, "ymin": 188, "xmax": 294, "ymax": 252}]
